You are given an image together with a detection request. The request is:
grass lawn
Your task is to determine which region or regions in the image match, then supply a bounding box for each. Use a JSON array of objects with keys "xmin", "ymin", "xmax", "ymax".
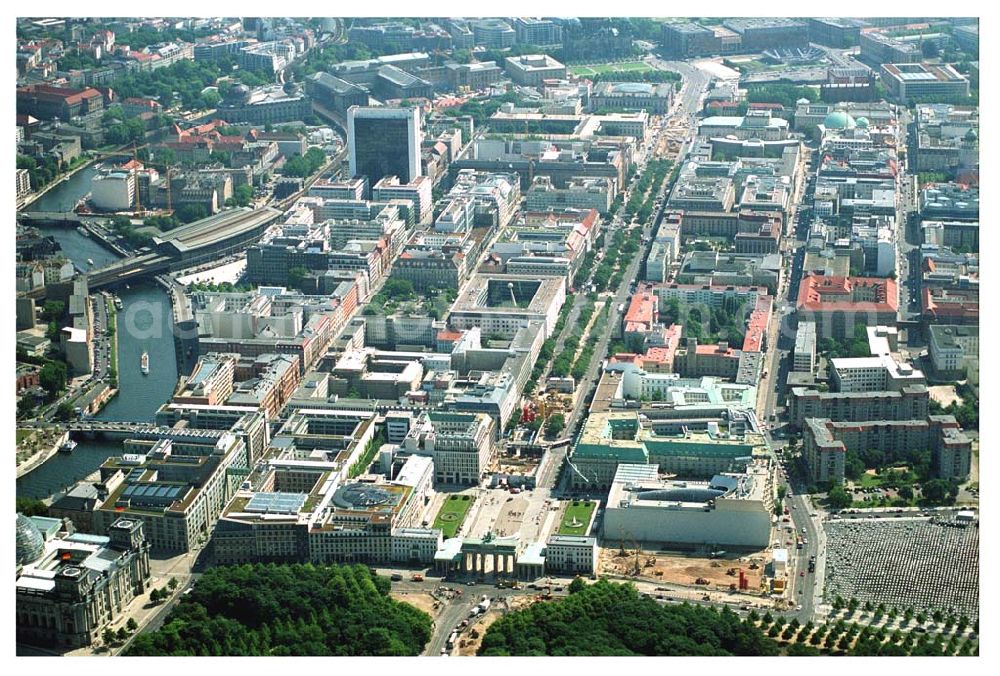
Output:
[
  {"xmin": 849, "ymin": 471, "xmax": 921, "ymax": 509},
  {"xmin": 16, "ymin": 429, "xmax": 34, "ymax": 444},
  {"xmin": 433, "ymin": 494, "xmax": 476, "ymax": 538},
  {"xmin": 569, "ymin": 61, "xmax": 654, "ymax": 77},
  {"xmin": 559, "ymin": 500, "xmax": 597, "ymax": 535},
  {"xmin": 855, "ymin": 472, "xmax": 885, "ymax": 489},
  {"xmin": 853, "ymin": 467, "xmax": 914, "ymax": 490},
  {"xmin": 736, "ymin": 60, "xmax": 771, "ymax": 72}
]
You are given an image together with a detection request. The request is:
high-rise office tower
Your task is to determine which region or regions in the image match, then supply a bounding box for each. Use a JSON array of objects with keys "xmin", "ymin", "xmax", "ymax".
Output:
[{"xmin": 347, "ymin": 106, "xmax": 422, "ymax": 188}]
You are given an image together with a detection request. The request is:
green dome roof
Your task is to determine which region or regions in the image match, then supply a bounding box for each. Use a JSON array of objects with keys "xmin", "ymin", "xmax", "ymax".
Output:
[
  {"xmin": 855, "ymin": 116, "xmax": 870, "ymax": 128},
  {"xmin": 824, "ymin": 111, "xmax": 856, "ymax": 130}
]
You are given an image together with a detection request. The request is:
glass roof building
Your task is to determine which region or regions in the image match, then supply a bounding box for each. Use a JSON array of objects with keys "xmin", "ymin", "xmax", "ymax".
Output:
[{"xmin": 15, "ymin": 514, "xmax": 45, "ymax": 567}]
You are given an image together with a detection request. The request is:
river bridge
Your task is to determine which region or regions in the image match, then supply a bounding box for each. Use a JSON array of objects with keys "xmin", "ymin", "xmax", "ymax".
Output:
[
  {"xmin": 20, "ymin": 136, "xmax": 347, "ymax": 298},
  {"xmin": 67, "ymin": 421, "xmax": 230, "ymax": 443},
  {"xmin": 67, "ymin": 421, "xmax": 159, "ymax": 442},
  {"xmin": 22, "ymin": 206, "xmax": 283, "ymax": 298},
  {"xmin": 19, "ymin": 212, "xmax": 131, "ymax": 256}
]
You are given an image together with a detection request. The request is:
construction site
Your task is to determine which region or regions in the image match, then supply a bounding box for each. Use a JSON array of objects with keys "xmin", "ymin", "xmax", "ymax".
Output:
[
  {"xmin": 494, "ymin": 432, "xmax": 546, "ymax": 476},
  {"xmin": 535, "ymin": 389, "xmax": 577, "ymax": 427},
  {"xmin": 597, "ymin": 544, "xmax": 770, "ymax": 595},
  {"xmin": 655, "ymin": 111, "xmax": 691, "ymax": 160},
  {"xmin": 389, "ymin": 588, "xmax": 441, "ymax": 619},
  {"xmin": 500, "ymin": 393, "xmax": 574, "ymax": 470}
]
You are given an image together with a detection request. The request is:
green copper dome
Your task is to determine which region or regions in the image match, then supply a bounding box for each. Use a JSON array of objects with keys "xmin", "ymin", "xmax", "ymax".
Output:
[
  {"xmin": 855, "ymin": 116, "xmax": 870, "ymax": 128},
  {"xmin": 824, "ymin": 111, "xmax": 856, "ymax": 129}
]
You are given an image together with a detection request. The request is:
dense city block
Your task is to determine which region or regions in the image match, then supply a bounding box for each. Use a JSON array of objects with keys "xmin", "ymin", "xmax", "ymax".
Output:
[{"xmin": 14, "ymin": 15, "xmax": 979, "ymax": 658}]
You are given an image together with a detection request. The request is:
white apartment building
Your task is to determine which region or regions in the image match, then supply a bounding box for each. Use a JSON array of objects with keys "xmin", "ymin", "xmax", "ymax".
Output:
[
  {"xmin": 831, "ymin": 354, "xmax": 925, "ymax": 393},
  {"xmin": 16, "ymin": 168, "xmax": 31, "ymax": 199},
  {"xmin": 603, "ymin": 463, "xmax": 774, "ymax": 549},
  {"xmin": 372, "ymin": 175, "xmax": 434, "ymax": 224},
  {"xmin": 391, "ymin": 528, "xmax": 443, "ymax": 564},
  {"xmin": 61, "ymin": 327, "xmax": 92, "ymax": 376},
  {"xmin": 928, "ymin": 324, "xmax": 979, "ymax": 375},
  {"xmin": 651, "ymin": 283, "xmax": 763, "ymax": 311},
  {"xmin": 92, "ymin": 433, "xmax": 247, "ymax": 553},
  {"xmin": 793, "ymin": 321, "xmax": 816, "ymax": 373},
  {"xmin": 307, "ymin": 176, "xmax": 368, "ymax": 201},
  {"xmin": 504, "ymin": 54, "xmax": 567, "ymax": 86},
  {"xmin": 90, "ymin": 171, "xmax": 135, "ymax": 211}
]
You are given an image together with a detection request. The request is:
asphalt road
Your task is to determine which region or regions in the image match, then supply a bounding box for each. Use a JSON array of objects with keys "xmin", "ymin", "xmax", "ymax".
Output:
[
  {"xmin": 650, "ymin": 57, "xmax": 712, "ymax": 117},
  {"xmin": 425, "ymin": 591, "xmax": 480, "ymax": 656},
  {"xmin": 757, "ymin": 154, "xmax": 824, "ymax": 623},
  {"xmin": 786, "ymin": 490, "xmax": 822, "ymax": 621},
  {"xmin": 592, "ymin": 60, "xmax": 710, "ymax": 398},
  {"xmin": 760, "ymin": 111, "xmax": 935, "ymax": 625},
  {"xmin": 420, "ymin": 569, "xmax": 766, "ymax": 656},
  {"xmin": 534, "ymin": 57, "xmax": 710, "ymax": 495},
  {"xmin": 896, "ymin": 170, "xmax": 921, "ymax": 320},
  {"xmin": 422, "ymin": 580, "xmax": 572, "ymax": 656}
]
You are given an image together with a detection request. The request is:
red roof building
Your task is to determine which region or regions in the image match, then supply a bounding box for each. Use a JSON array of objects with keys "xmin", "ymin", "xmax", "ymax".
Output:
[
  {"xmin": 436, "ymin": 329, "xmax": 465, "ymax": 352},
  {"xmin": 623, "ymin": 287, "xmax": 658, "ymax": 335},
  {"xmin": 742, "ymin": 295, "xmax": 772, "ymax": 353},
  {"xmin": 642, "ymin": 344, "xmax": 678, "ymax": 373},
  {"xmin": 16, "ymin": 84, "xmax": 104, "ymax": 121},
  {"xmin": 122, "ymin": 97, "xmax": 162, "ymax": 116},
  {"xmin": 797, "ymin": 273, "xmax": 898, "ymax": 339},
  {"xmin": 609, "ymin": 353, "xmax": 642, "ymax": 365},
  {"xmin": 609, "ymin": 322, "xmax": 683, "ymax": 375},
  {"xmin": 676, "ymin": 339, "xmax": 741, "ymax": 380},
  {"xmin": 921, "ymin": 287, "xmax": 978, "ymax": 324}
]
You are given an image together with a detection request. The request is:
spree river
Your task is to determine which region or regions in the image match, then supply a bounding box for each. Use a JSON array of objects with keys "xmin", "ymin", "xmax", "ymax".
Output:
[
  {"xmin": 18, "ymin": 170, "xmax": 182, "ymax": 499},
  {"xmin": 26, "ymin": 164, "xmax": 99, "ymax": 213}
]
